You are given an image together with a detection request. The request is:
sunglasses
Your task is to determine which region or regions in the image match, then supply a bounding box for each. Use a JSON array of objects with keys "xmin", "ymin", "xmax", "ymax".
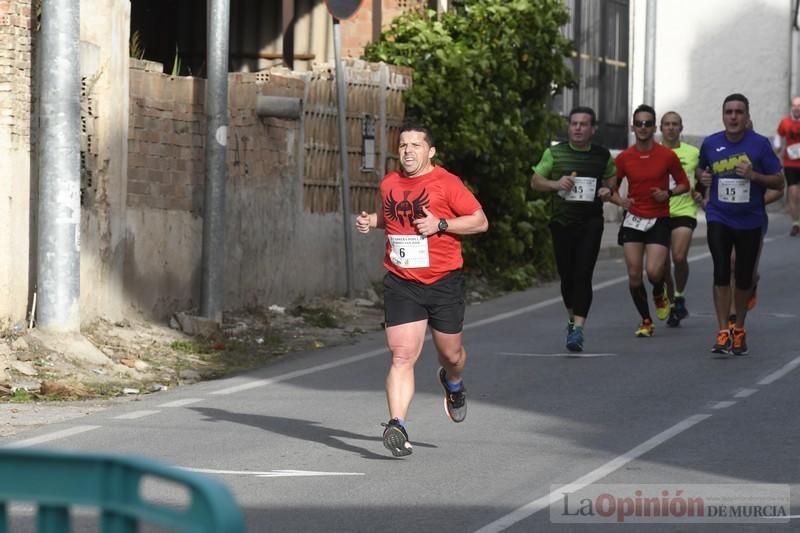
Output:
[{"xmin": 633, "ymin": 120, "xmax": 655, "ymax": 128}]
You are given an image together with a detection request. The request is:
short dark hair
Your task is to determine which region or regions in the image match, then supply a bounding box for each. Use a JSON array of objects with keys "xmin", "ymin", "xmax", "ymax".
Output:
[
  {"xmin": 399, "ymin": 121, "xmax": 435, "ymax": 147},
  {"xmin": 723, "ymin": 93, "xmax": 749, "ymax": 113},
  {"xmin": 660, "ymin": 111, "xmax": 683, "ymax": 126},
  {"xmin": 632, "ymin": 104, "xmax": 656, "ymax": 122},
  {"xmin": 569, "ymin": 106, "xmax": 597, "ymax": 125}
]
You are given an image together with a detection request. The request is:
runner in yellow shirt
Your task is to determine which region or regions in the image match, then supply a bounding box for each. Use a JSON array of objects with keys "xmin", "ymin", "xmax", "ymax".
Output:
[{"xmin": 659, "ymin": 111, "xmax": 700, "ymax": 327}]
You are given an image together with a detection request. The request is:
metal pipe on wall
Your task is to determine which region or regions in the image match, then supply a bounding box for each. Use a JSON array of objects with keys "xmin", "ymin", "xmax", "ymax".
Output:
[
  {"xmin": 36, "ymin": 0, "xmax": 81, "ymax": 332},
  {"xmin": 200, "ymin": 0, "xmax": 230, "ymax": 322},
  {"xmin": 642, "ymin": 0, "xmax": 656, "ymax": 106},
  {"xmin": 333, "ymin": 17, "xmax": 355, "ymax": 298}
]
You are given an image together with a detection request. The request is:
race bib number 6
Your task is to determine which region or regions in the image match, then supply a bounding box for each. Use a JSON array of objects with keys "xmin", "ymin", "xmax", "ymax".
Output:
[
  {"xmin": 388, "ymin": 234, "xmax": 430, "ymax": 268},
  {"xmin": 717, "ymin": 178, "xmax": 750, "ymax": 203}
]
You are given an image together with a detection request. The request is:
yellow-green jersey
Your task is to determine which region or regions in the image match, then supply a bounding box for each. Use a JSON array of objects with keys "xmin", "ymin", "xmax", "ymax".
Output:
[{"xmin": 668, "ymin": 142, "xmax": 700, "ymax": 219}]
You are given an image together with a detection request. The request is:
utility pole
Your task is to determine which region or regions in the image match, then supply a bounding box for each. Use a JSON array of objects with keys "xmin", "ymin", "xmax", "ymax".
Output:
[
  {"xmin": 643, "ymin": 0, "xmax": 657, "ymax": 106},
  {"xmin": 36, "ymin": 0, "xmax": 81, "ymax": 332},
  {"xmin": 200, "ymin": 0, "xmax": 230, "ymax": 322}
]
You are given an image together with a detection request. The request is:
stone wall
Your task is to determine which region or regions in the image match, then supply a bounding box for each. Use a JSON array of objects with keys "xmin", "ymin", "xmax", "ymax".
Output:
[
  {"xmin": 0, "ymin": 0, "xmax": 33, "ymax": 326},
  {"xmin": 124, "ymin": 65, "xmax": 385, "ymax": 319}
]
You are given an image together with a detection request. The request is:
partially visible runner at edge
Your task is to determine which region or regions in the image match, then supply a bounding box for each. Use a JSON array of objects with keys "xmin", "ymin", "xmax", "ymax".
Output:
[
  {"xmin": 531, "ymin": 106, "xmax": 616, "ymax": 352},
  {"xmin": 659, "ymin": 111, "xmax": 701, "ymax": 328},
  {"xmin": 773, "ymin": 95, "xmax": 800, "ymax": 236},
  {"xmin": 610, "ymin": 104, "xmax": 690, "ymax": 338},
  {"xmin": 355, "ymin": 122, "xmax": 488, "ymax": 457},
  {"xmin": 697, "ymin": 93, "xmax": 784, "ymax": 356}
]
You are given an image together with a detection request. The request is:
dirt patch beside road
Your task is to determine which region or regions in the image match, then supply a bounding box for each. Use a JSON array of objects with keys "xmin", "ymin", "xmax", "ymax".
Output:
[{"xmin": 0, "ymin": 296, "xmax": 386, "ymax": 437}]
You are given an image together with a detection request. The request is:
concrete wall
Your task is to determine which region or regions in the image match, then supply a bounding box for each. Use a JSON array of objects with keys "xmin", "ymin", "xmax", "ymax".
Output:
[
  {"xmin": 630, "ymin": 0, "xmax": 795, "ymax": 143},
  {"xmin": 0, "ymin": 0, "xmax": 33, "ymax": 326},
  {"xmin": 125, "ymin": 67, "xmax": 385, "ymax": 320},
  {"xmin": 79, "ymin": 0, "xmax": 130, "ymax": 323}
]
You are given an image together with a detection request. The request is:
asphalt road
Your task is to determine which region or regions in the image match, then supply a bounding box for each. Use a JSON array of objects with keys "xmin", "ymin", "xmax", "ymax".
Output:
[{"xmin": 2, "ymin": 216, "xmax": 799, "ymax": 532}]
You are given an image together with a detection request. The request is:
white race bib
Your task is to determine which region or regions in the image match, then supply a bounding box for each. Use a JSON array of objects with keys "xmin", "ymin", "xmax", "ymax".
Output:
[
  {"xmin": 787, "ymin": 143, "xmax": 800, "ymax": 160},
  {"xmin": 388, "ymin": 234, "xmax": 429, "ymax": 268},
  {"xmin": 558, "ymin": 177, "xmax": 597, "ymax": 202},
  {"xmin": 622, "ymin": 211, "xmax": 657, "ymax": 232},
  {"xmin": 717, "ymin": 178, "xmax": 750, "ymax": 203}
]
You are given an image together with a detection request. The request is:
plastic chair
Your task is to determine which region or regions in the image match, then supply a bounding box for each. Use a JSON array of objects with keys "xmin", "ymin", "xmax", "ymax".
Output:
[{"xmin": 0, "ymin": 447, "xmax": 245, "ymax": 532}]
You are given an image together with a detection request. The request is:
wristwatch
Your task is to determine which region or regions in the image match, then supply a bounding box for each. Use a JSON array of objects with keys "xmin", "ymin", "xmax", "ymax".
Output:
[{"xmin": 438, "ymin": 218, "xmax": 449, "ymax": 233}]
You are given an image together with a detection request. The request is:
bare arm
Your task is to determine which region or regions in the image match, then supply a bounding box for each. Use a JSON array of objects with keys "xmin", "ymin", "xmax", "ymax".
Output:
[{"xmin": 413, "ymin": 206, "xmax": 488, "ymax": 238}]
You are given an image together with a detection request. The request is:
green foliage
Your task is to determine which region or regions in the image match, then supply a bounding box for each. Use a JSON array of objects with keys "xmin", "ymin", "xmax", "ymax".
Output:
[
  {"xmin": 171, "ymin": 44, "xmax": 182, "ymax": 77},
  {"xmin": 130, "ymin": 30, "xmax": 146, "ymax": 60},
  {"xmin": 364, "ymin": 0, "xmax": 573, "ymax": 288}
]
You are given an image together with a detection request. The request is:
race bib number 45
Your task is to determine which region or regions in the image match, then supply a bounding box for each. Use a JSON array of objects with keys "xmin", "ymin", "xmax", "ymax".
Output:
[
  {"xmin": 558, "ymin": 176, "xmax": 597, "ymax": 202},
  {"xmin": 717, "ymin": 178, "xmax": 750, "ymax": 203},
  {"xmin": 388, "ymin": 234, "xmax": 430, "ymax": 268}
]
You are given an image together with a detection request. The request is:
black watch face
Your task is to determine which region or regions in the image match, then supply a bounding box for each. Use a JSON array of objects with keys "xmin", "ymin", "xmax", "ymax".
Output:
[{"xmin": 438, "ymin": 219, "xmax": 448, "ymax": 232}]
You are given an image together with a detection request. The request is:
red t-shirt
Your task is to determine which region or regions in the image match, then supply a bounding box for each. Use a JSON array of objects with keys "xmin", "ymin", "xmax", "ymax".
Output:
[
  {"xmin": 777, "ymin": 116, "xmax": 800, "ymax": 169},
  {"xmin": 615, "ymin": 143, "xmax": 689, "ymax": 218},
  {"xmin": 380, "ymin": 166, "xmax": 482, "ymax": 284}
]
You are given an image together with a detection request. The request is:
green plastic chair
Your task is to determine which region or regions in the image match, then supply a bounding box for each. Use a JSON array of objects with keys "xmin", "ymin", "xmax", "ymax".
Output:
[{"xmin": 0, "ymin": 447, "xmax": 245, "ymax": 533}]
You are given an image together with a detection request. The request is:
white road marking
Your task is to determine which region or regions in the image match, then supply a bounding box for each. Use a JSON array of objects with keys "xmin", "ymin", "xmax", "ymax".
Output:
[
  {"xmin": 734, "ymin": 388, "xmax": 758, "ymax": 398},
  {"xmin": 113, "ymin": 410, "xmax": 160, "ymax": 420},
  {"xmin": 159, "ymin": 398, "xmax": 204, "ymax": 407},
  {"xmin": 211, "ymin": 346, "xmax": 389, "ymax": 395},
  {"xmin": 766, "ymin": 312, "xmax": 797, "ymax": 319},
  {"xmin": 473, "ymin": 414, "xmax": 712, "ymax": 533},
  {"xmin": 183, "ymin": 467, "xmax": 363, "ymax": 478},
  {"xmin": 497, "ymin": 352, "xmax": 617, "ymax": 358},
  {"xmin": 4, "ymin": 426, "xmax": 101, "ymax": 448},
  {"xmin": 710, "ymin": 400, "xmax": 737, "ymax": 410},
  {"xmin": 757, "ymin": 355, "xmax": 800, "ymax": 385}
]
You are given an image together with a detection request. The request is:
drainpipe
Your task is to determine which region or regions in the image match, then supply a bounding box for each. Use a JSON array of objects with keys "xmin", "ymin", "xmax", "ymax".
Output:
[
  {"xmin": 200, "ymin": 0, "xmax": 230, "ymax": 322},
  {"xmin": 791, "ymin": 0, "xmax": 799, "ymax": 98},
  {"xmin": 333, "ymin": 17, "xmax": 355, "ymax": 298},
  {"xmin": 642, "ymin": 0, "xmax": 656, "ymax": 107},
  {"xmin": 36, "ymin": 0, "xmax": 81, "ymax": 332}
]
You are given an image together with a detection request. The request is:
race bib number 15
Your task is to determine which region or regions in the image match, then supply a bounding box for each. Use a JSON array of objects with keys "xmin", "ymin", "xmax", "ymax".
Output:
[{"xmin": 717, "ymin": 178, "xmax": 750, "ymax": 203}]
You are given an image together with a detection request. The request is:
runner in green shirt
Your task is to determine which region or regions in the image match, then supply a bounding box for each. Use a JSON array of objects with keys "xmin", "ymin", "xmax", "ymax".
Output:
[{"xmin": 531, "ymin": 106, "xmax": 616, "ymax": 352}]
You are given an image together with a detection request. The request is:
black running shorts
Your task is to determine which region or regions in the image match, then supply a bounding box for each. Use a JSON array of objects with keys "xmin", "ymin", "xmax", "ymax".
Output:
[
  {"xmin": 785, "ymin": 167, "xmax": 800, "ymax": 187},
  {"xmin": 619, "ymin": 217, "xmax": 671, "ymax": 246},
  {"xmin": 668, "ymin": 215, "xmax": 697, "ymax": 231},
  {"xmin": 383, "ymin": 270, "xmax": 466, "ymax": 334}
]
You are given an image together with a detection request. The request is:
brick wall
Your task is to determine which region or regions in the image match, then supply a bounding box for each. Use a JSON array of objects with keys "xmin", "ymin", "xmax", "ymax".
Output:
[
  {"xmin": 341, "ymin": 0, "xmax": 428, "ymax": 58},
  {"xmin": 0, "ymin": 0, "xmax": 33, "ymax": 146},
  {"xmin": 127, "ymin": 63, "xmax": 305, "ymax": 213}
]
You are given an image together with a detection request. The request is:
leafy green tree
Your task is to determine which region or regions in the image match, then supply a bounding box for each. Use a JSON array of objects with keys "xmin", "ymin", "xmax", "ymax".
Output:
[{"xmin": 364, "ymin": 0, "xmax": 574, "ymax": 289}]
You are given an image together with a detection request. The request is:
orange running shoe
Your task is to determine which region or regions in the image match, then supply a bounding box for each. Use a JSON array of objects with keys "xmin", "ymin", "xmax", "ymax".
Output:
[{"xmin": 711, "ymin": 329, "xmax": 731, "ymax": 354}]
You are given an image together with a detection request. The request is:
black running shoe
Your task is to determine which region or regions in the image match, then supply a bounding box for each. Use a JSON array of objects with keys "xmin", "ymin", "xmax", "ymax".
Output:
[
  {"xmin": 382, "ymin": 419, "xmax": 412, "ymax": 457},
  {"xmin": 673, "ymin": 296, "xmax": 689, "ymax": 319},
  {"xmin": 666, "ymin": 307, "xmax": 681, "ymax": 328},
  {"xmin": 438, "ymin": 367, "xmax": 467, "ymax": 423}
]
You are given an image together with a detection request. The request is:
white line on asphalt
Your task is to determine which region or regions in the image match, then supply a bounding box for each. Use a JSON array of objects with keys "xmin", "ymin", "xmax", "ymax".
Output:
[
  {"xmin": 159, "ymin": 398, "xmax": 204, "ymax": 407},
  {"xmin": 211, "ymin": 347, "xmax": 390, "ymax": 395},
  {"xmin": 208, "ymin": 251, "xmax": 716, "ymax": 396},
  {"xmin": 734, "ymin": 388, "xmax": 758, "ymax": 398},
  {"xmin": 473, "ymin": 414, "xmax": 712, "ymax": 533},
  {"xmin": 183, "ymin": 467, "xmax": 364, "ymax": 478},
  {"xmin": 4, "ymin": 426, "xmax": 101, "ymax": 448},
  {"xmin": 757, "ymin": 355, "xmax": 800, "ymax": 385},
  {"xmin": 113, "ymin": 410, "xmax": 160, "ymax": 420},
  {"xmin": 497, "ymin": 352, "xmax": 617, "ymax": 358},
  {"xmin": 710, "ymin": 400, "xmax": 737, "ymax": 409}
]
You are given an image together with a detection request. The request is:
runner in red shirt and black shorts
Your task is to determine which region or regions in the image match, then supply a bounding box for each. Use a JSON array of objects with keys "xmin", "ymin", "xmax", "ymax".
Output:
[
  {"xmin": 610, "ymin": 104, "xmax": 689, "ymax": 337},
  {"xmin": 774, "ymin": 95, "xmax": 800, "ymax": 236},
  {"xmin": 356, "ymin": 123, "xmax": 488, "ymax": 457}
]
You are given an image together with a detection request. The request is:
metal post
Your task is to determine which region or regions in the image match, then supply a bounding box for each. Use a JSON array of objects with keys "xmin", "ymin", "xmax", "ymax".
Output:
[
  {"xmin": 201, "ymin": 0, "xmax": 230, "ymax": 322},
  {"xmin": 643, "ymin": 0, "xmax": 657, "ymax": 106},
  {"xmin": 36, "ymin": 0, "xmax": 81, "ymax": 332},
  {"xmin": 333, "ymin": 17, "xmax": 354, "ymax": 298}
]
